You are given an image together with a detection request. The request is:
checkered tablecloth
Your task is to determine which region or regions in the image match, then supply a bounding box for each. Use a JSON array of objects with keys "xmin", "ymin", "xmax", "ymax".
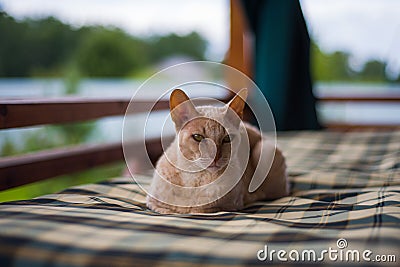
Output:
[{"xmin": 0, "ymin": 131, "xmax": 399, "ymax": 266}]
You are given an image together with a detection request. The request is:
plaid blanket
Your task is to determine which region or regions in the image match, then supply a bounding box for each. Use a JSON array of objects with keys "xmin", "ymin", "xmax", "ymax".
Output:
[{"xmin": 0, "ymin": 131, "xmax": 399, "ymax": 266}]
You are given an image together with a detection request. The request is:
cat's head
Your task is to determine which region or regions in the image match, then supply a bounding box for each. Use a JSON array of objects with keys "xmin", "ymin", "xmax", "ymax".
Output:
[{"xmin": 169, "ymin": 89, "xmax": 247, "ymax": 173}]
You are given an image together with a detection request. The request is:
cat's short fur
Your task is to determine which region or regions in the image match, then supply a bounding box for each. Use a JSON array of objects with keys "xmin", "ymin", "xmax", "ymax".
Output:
[{"xmin": 146, "ymin": 89, "xmax": 289, "ymax": 214}]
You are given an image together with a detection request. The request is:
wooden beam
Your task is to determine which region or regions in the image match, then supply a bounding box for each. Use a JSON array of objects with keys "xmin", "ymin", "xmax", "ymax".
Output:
[
  {"xmin": 227, "ymin": 0, "xmax": 253, "ymax": 79},
  {"xmin": 324, "ymin": 123, "xmax": 400, "ymax": 131},
  {"xmin": 0, "ymin": 97, "xmax": 172, "ymax": 129},
  {"xmin": 0, "ymin": 137, "xmax": 173, "ymax": 191},
  {"xmin": 319, "ymin": 95, "xmax": 400, "ymax": 130},
  {"xmin": 318, "ymin": 95, "xmax": 400, "ymax": 102},
  {"xmin": 0, "ymin": 97, "xmax": 229, "ymax": 130}
]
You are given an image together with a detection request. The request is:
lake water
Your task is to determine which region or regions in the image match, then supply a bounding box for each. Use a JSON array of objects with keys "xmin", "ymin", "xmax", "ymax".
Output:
[
  {"xmin": 315, "ymin": 82, "xmax": 400, "ymax": 125},
  {"xmin": 1, "ymin": 78, "xmax": 399, "ymax": 154}
]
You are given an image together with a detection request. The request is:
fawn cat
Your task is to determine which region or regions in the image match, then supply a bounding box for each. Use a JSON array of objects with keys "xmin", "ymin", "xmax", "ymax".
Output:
[{"xmin": 146, "ymin": 89, "xmax": 289, "ymax": 213}]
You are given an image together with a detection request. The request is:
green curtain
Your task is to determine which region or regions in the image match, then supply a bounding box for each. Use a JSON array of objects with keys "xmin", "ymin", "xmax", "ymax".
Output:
[{"xmin": 242, "ymin": 0, "xmax": 320, "ymax": 130}]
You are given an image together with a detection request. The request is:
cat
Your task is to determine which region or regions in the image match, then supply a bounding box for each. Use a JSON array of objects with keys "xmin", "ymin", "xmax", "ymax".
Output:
[{"xmin": 146, "ymin": 88, "xmax": 289, "ymax": 214}]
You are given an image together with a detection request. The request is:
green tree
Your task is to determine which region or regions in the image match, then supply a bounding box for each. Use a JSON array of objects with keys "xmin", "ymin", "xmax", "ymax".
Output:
[
  {"xmin": 74, "ymin": 28, "xmax": 149, "ymax": 77},
  {"xmin": 311, "ymin": 42, "xmax": 353, "ymax": 81},
  {"xmin": 150, "ymin": 32, "xmax": 207, "ymax": 62},
  {"xmin": 0, "ymin": 12, "xmax": 208, "ymax": 77},
  {"xmin": 0, "ymin": 12, "xmax": 86, "ymax": 76},
  {"xmin": 0, "ymin": 11, "xmax": 29, "ymax": 76},
  {"xmin": 358, "ymin": 60, "xmax": 387, "ymax": 82}
]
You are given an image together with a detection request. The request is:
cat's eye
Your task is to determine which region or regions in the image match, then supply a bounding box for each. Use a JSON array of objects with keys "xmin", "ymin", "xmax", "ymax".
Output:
[
  {"xmin": 222, "ymin": 135, "xmax": 231, "ymax": 143},
  {"xmin": 192, "ymin": 134, "xmax": 204, "ymax": 142}
]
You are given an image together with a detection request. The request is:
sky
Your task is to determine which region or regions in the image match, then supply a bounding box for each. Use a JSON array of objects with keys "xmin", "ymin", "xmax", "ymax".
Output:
[
  {"xmin": 1, "ymin": 0, "xmax": 399, "ymax": 76},
  {"xmin": 301, "ymin": 0, "xmax": 400, "ymax": 77}
]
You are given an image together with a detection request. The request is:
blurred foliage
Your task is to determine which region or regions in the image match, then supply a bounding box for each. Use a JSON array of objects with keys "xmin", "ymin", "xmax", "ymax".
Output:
[
  {"xmin": 148, "ymin": 32, "xmax": 207, "ymax": 62},
  {"xmin": 311, "ymin": 42, "xmax": 396, "ymax": 82},
  {"xmin": 0, "ymin": 122, "xmax": 95, "ymax": 158},
  {"xmin": 75, "ymin": 29, "xmax": 149, "ymax": 77},
  {"xmin": 361, "ymin": 60, "xmax": 388, "ymax": 81},
  {"xmin": 0, "ymin": 13, "xmax": 87, "ymax": 76},
  {"xmin": 0, "ymin": 11, "xmax": 207, "ymax": 77},
  {"xmin": 1, "ymin": 10, "xmax": 396, "ymax": 81},
  {"xmin": 1, "ymin": 137, "xmax": 18, "ymax": 156}
]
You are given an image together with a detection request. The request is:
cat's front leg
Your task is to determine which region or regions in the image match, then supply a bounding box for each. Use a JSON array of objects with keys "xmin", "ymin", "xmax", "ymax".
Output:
[{"xmin": 146, "ymin": 197, "xmax": 178, "ymax": 214}]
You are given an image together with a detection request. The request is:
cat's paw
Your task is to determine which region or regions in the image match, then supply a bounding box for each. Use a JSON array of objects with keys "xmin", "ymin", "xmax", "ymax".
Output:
[
  {"xmin": 146, "ymin": 198, "xmax": 175, "ymax": 214},
  {"xmin": 150, "ymin": 206, "xmax": 175, "ymax": 214}
]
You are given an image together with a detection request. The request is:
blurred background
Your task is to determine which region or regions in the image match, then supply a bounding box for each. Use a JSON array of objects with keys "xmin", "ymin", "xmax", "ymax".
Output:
[{"xmin": 1, "ymin": 0, "xmax": 399, "ymax": 201}]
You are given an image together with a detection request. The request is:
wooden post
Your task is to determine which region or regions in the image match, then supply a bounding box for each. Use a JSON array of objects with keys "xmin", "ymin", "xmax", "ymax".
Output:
[{"xmin": 226, "ymin": 0, "xmax": 253, "ymax": 82}]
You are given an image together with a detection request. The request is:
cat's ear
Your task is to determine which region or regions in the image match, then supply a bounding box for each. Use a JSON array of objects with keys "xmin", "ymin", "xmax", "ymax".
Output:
[
  {"xmin": 227, "ymin": 88, "xmax": 248, "ymax": 120},
  {"xmin": 170, "ymin": 89, "xmax": 198, "ymax": 129}
]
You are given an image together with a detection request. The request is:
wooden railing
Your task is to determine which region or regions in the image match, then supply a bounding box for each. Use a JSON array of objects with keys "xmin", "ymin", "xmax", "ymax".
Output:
[
  {"xmin": 0, "ymin": 97, "xmax": 228, "ymax": 191},
  {"xmin": 0, "ymin": 98, "xmax": 169, "ymax": 129},
  {"xmin": 1, "ymin": 94, "xmax": 399, "ymax": 191},
  {"xmin": 317, "ymin": 93, "xmax": 400, "ymax": 130},
  {"xmin": 0, "ymin": 97, "xmax": 170, "ymax": 191}
]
